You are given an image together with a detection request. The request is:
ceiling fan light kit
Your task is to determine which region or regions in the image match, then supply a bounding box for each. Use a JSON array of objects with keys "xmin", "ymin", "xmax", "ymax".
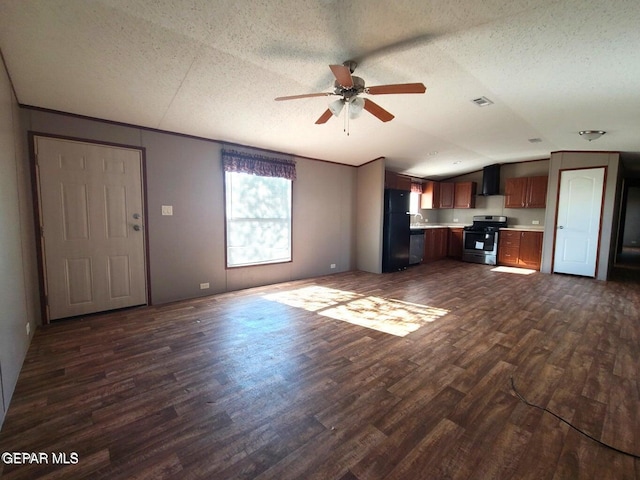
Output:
[
  {"xmin": 349, "ymin": 97, "xmax": 365, "ymax": 119},
  {"xmin": 329, "ymin": 98, "xmax": 344, "ymax": 117},
  {"xmin": 275, "ymin": 60, "xmax": 426, "ymax": 130},
  {"xmin": 579, "ymin": 130, "xmax": 606, "ymax": 141}
]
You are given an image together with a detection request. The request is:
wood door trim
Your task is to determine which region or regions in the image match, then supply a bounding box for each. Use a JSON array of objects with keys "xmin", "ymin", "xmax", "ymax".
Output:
[{"xmin": 29, "ymin": 132, "xmax": 151, "ymax": 324}]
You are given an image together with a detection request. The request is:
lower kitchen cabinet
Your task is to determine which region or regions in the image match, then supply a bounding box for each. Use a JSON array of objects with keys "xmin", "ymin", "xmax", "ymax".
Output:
[
  {"xmin": 498, "ymin": 230, "xmax": 543, "ymax": 270},
  {"xmin": 423, "ymin": 228, "xmax": 448, "ymax": 263},
  {"xmin": 448, "ymin": 227, "xmax": 464, "ymax": 258}
]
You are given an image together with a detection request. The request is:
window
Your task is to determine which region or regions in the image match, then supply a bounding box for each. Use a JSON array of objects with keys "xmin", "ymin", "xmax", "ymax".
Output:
[
  {"xmin": 222, "ymin": 150, "xmax": 295, "ymax": 268},
  {"xmin": 409, "ymin": 182, "xmax": 422, "ymax": 214},
  {"xmin": 409, "ymin": 192, "xmax": 420, "ymax": 214}
]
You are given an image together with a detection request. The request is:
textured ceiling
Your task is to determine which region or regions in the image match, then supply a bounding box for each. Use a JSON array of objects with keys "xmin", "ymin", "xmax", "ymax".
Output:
[{"xmin": 1, "ymin": 0, "xmax": 640, "ymax": 179}]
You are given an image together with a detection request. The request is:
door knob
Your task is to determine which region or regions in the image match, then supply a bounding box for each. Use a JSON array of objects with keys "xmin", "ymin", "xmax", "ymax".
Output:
[
  {"xmin": 133, "ymin": 213, "xmax": 141, "ymax": 219},
  {"xmin": 558, "ymin": 225, "xmax": 564, "ymax": 229},
  {"xmin": 133, "ymin": 224, "xmax": 142, "ymax": 231}
]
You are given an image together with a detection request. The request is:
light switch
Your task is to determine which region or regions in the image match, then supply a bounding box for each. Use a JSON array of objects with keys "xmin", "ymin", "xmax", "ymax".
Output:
[{"xmin": 161, "ymin": 205, "xmax": 173, "ymax": 216}]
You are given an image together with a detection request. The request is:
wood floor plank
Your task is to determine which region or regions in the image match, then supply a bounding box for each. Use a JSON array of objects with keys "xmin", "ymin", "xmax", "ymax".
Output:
[{"xmin": 1, "ymin": 260, "xmax": 639, "ymax": 479}]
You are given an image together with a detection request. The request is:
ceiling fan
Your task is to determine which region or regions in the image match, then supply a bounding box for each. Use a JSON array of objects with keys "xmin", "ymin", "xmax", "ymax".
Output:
[{"xmin": 275, "ymin": 61, "xmax": 426, "ymax": 124}]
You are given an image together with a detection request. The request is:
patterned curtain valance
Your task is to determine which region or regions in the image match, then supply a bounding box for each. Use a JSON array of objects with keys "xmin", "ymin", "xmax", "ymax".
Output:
[
  {"xmin": 221, "ymin": 149, "xmax": 296, "ymax": 180},
  {"xmin": 411, "ymin": 182, "xmax": 423, "ymax": 194}
]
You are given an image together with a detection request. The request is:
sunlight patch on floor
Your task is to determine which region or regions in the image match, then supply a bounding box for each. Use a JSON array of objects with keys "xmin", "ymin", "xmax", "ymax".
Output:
[
  {"xmin": 264, "ymin": 285, "xmax": 449, "ymax": 337},
  {"xmin": 491, "ymin": 266, "xmax": 536, "ymax": 275}
]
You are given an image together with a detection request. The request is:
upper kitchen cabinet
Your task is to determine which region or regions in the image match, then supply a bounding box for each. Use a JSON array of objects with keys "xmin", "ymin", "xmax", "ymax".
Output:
[
  {"xmin": 505, "ymin": 176, "xmax": 548, "ymax": 208},
  {"xmin": 526, "ymin": 176, "xmax": 548, "ymax": 208},
  {"xmin": 439, "ymin": 182, "xmax": 455, "ymax": 209},
  {"xmin": 421, "ymin": 180, "xmax": 476, "ymax": 209},
  {"xmin": 385, "ymin": 171, "xmax": 412, "ymax": 191},
  {"xmin": 420, "ymin": 180, "xmax": 439, "ymax": 209},
  {"xmin": 454, "ymin": 181, "xmax": 477, "ymax": 209},
  {"xmin": 504, "ymin": 177, "xmax": 528, "ymax": 208}
]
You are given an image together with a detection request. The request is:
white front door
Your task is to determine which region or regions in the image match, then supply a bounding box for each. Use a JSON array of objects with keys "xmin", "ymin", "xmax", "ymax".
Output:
[
  {"xmin": 553, "ymin": 167, "xmax": 605, "ymax": 277},
  {"xmin": 35, "ymin": 136, "xmax": 147, "ymax": 320}
]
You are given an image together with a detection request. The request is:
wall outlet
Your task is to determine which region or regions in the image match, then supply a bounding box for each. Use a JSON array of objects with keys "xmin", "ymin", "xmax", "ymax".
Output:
[
  {"xmin": 161, "ymin": 205, "xmax": 173, "ymax": 216},
  {"xmin": 199, "ymin": 282, "xmax": 210, "ymax": 289},
  {"xmin": 26, "ymin": 322, "xmax": 30, "ymax": 336},
  {"xmin": 453, "ymin": 218, "xmax": 459, "ymax": 222},
  {"xmin": 532, "ymin": 220, "xmax": 540, "ymax": 225},
  {"xmin": 330, "ymin": 264, "xmax": 336, "ymax": 269}
]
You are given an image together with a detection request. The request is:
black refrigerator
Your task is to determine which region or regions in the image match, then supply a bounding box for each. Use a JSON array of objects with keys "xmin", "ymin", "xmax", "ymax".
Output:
[{"xmin": 382, "ymin": 189, "xmax": 411, "ymax": 272}]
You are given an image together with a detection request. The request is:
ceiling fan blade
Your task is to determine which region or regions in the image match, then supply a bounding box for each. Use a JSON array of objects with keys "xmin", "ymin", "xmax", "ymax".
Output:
[
  {"xmin": 363, "ymin": 99, "xmax": 395, "ymax": 122},
  {"xmin": 366, "ymin": 83, "xmax": 426, "ymax": 95},
  {"xmin": 275, "ymin": 92, "xmax": 331, "ymax": 101},
  {"xmin": 315, "ymin": 109, "xmax": 333, "ymax": 124},
  {"xmin": 329, "ymin": 64, "xmax": 354, "ymax": 88}
]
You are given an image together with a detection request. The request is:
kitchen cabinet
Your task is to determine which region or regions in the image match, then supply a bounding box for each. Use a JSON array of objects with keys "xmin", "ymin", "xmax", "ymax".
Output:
[
  {"xmin": 504, "ymin": 176, "xmax": 548, "ymax": 208},
  {"xmin": 498, "ymin": 230, "xmax": 543, "ymax": 270},
  {"xmin": 448, "ymin": 228, "xmax": 464, "ymax": 258},
  {"xmin": 421, "ymin": 180, "xmax": 476, "ymax": 209},
  {"xmin": 498, "ymin": 230, "xmax": 521, "ymax": 265},
  {"xmin": 454, "ymin": 181, "xmax": 477, "ymax": 209},
  {"xmin": 439, "ymin": 182, "xmax": 455, "ymax": 209},
  {"xmin": 504, "ymin": 177, "xmax": 528, "ymax": 208},
  {"xmin": 385, "ymin": 171, "xmax": 411, "ymax": 191},
  {"xmin": 420, "ymin": 181, "xmax": 439, "ymax": 209},
  {"xmin": 526, "ymin": 176, "xmax": 548, "ymax": 208},
  {"xmin": 423, "ymin": 227, "xmax": 448, "ymax": 262},
  {"xmin": 518, "ymin": 231, "xmax": 544, "ymax": 269}
]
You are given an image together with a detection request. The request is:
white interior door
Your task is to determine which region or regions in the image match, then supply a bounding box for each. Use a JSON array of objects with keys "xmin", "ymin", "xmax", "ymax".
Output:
[
  {"xmin": 553, "ymin": 167, "xmax": 605, "ymax": 277},
  {"xmin": 35, "ymin": 136, "xmax": 147, "ymax": 320}
]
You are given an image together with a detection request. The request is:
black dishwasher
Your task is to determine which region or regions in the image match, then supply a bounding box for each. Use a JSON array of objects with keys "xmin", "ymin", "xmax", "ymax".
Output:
[{"xmin": 409, "ymin": 229, "xmax": 425, "ymax": 265}]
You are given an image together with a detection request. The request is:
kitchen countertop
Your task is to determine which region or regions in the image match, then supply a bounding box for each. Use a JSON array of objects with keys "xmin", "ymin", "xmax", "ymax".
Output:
[
  {"xmin": 410, "ymin": 224, "xmax": 468, "ymax": 230},
  {"xmin": 409, "ymin": 224, "xmax": 545, "ymax": 231},
  {"xmin": 501, "ymin": 226, "xmax": 545, "ymax": 232}
]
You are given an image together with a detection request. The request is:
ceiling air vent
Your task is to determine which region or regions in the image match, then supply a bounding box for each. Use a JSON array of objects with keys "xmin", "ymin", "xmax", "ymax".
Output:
[{"xmin": 471, "ymin": 96, "xmax": 493, "ymax": 107}]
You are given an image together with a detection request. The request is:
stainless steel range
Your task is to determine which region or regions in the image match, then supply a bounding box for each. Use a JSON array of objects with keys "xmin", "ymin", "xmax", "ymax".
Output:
[{"xmin": 462, "ymin": 215, "xmax": 508, "ymax": 265}]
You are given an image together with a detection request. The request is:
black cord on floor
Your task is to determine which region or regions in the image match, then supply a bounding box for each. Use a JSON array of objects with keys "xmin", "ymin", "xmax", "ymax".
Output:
[{"xmin": 509, "ymin": 376, "xmax": 640, "ymax": 459}]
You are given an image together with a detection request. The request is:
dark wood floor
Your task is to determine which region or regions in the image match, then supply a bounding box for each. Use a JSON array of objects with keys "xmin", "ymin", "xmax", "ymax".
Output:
[
  {"xmin": 1, "ymin": 260, "xmax": 639, "ymax": 479},
  {"xmin": 617, "ymin": 247, "xmax": 640, "ymax": 270}
]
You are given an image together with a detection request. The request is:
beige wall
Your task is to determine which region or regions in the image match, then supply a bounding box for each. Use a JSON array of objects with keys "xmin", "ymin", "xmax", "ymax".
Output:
[
  {"xmin": 356, "ymin": 159, "xmax": 384, "ymax": 273},
  {"xmin": 24, "ymin": 109, "xmax": 358, "ymax": 305},
  {"xmin": 0, "ymin": 60, "xmax": 39, "ymax": 428}
]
